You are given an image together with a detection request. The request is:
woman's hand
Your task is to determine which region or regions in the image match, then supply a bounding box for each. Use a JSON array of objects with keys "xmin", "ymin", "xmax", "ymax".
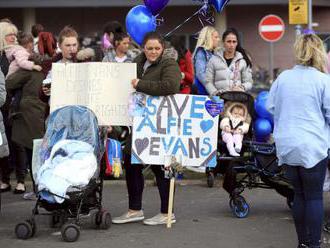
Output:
[
  {"xmin": 231, "ymin": 85, "xmax": 244, "ymax": 92},
  {"xmin": 33, "ymin": 65, "xmax": 42, "ymax": 71},
  {"xmin": 233, "ymin": 129, "xmax": 243, "ymax": 134},
  {"xmin": 181, "ymin": 72, "xmax": 185, "ymax": 79},
  {"xmin": 131, "ymin": 79, "xmax": 140, "ymax": 89}
]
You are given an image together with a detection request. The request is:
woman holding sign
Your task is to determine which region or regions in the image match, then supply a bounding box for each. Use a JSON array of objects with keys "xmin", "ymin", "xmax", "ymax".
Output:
[{"xmin": 112, "ymin": 32, "xmax": 181, "ymax": 226}]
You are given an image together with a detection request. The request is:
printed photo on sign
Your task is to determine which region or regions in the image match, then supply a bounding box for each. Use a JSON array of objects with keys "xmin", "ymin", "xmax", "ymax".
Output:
[{"xmin": 131, "ymin": 94, "xmax": 221, "ymax": 168}]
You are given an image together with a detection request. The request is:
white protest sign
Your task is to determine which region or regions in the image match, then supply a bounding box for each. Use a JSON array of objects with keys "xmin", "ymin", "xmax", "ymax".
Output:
[
  {"xmin": 131, "ymin": 94, "xmax": 221, "ymax": 167},
  {"xmin": 51, "ymin": 62, "xmax": 136, "ymax": 126}
]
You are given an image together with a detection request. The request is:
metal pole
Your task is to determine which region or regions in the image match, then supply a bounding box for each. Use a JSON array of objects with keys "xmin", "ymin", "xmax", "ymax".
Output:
[
  {"xmin": 308, "ymin": 0, "xmax": 313, "ymax": 30},
  {"xmin": 269, "ymin": 42, "xmax": 274, "ymax": 83}
]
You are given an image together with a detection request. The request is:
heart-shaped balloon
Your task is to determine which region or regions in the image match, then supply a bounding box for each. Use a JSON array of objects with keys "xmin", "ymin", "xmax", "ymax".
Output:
[
  {"xmin": 126, "ymin": 5, "xmax": 157, "ymax": 45},
  {"xmin": 144, "ymin": 0, "xmax": 170, "ymax": 16},
  {"xmin": 205, "ymin": 100, "xmax": 224, "ymax": 117},
  {"xmin": 209, "ymin": 0, "xmax": 231, "ymax": 13}
]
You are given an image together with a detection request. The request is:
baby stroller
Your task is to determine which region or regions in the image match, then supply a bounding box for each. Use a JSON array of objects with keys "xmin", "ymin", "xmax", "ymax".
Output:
[
  {"xmin": 206, "ymin": 91, "xmax": 294, "ymax": 218},
  {"xmin": 15, "ymin": 106, "xmax": 111, "ymax": 242}
]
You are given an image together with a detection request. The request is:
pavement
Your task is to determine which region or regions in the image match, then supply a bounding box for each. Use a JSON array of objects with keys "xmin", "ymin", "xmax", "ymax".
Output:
[{"xmin": 1, "ymin": 178, "xmax": 330, "ymax": 248}]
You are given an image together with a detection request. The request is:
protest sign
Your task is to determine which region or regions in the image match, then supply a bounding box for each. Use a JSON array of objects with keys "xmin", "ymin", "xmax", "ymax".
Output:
[
  {"xmin": 51, "ymin": 62, "xmax": 136, "ymax": 126},
  {"xmin": 131, "ymin": 94, "xmax": 221, "ymax": 167}
]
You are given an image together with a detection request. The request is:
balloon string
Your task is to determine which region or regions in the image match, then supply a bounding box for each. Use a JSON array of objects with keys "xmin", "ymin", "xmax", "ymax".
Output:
[
  {"xmin": 164, "ymin": 5, "xmax": 207, "ymax": 37},
  {"xmin": 324, "ymin": 35, "xmax": 330, "ymax": 42}
]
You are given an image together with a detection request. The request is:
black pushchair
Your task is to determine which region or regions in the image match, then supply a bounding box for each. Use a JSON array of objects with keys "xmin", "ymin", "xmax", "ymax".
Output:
[
  {"xmin": 206, "ymin": 91, "xmax": 294, "ymax": 218},
  {"xmin": 15, "ymin": 106, "xmax": 111, "ymax": 242}
]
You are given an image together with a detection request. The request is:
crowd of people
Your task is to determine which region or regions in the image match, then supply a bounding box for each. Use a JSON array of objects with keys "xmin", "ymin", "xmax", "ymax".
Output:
[{"xmin": 0, "ymin": 17, "xmax": 329, "ymax": 248}]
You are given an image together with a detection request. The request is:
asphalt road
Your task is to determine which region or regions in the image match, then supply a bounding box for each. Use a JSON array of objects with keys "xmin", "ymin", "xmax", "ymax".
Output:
[{"xmin": 1, "ymin": 179, "xmax": 330, "ymax": 248}]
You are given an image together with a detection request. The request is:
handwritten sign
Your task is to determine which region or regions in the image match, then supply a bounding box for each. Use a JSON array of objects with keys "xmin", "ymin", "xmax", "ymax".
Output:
[
  {"xmin": 51, "ymin": 62, "xmax": 136, "ymax": 126},
  {"xmin": 131, "ymin": 94, "xmax": 220, "ymax": 167}
]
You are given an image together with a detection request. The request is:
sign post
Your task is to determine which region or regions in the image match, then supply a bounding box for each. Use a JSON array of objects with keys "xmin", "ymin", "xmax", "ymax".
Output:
[{"xmin": 258, "ymin": 15, "xmax": 285, "ymax": 82}]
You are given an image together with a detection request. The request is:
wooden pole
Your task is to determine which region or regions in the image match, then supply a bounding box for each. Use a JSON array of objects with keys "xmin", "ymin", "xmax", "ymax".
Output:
[{"xmin": 167, "ymin": 177, "xmax": 175, "ymax": 228}]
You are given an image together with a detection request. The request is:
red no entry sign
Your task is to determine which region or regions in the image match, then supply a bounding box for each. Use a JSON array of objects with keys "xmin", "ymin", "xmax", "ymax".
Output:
[{"xmin": 259, "ymin": 15, "xmax": 285, "ymax": 42}]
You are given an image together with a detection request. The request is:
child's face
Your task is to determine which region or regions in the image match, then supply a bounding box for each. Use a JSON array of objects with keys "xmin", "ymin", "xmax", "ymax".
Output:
[
  {"xmin": 116, "ymin": 37, "xmax": 130, "ymax": 54},
  {"xmin": 23, "ymin": 41, "xmax": 33, "ymax": 54},
  {"xmin": 232, "ymin": 107, "xmax": 244, "ymax": 119}
]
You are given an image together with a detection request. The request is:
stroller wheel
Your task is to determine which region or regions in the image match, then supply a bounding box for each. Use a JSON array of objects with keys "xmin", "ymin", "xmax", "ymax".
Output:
[
  {"xmin": 26, "ymin": 219, "xmax": 37, "ymax": 237},
  {"xmin": 15, "ymin": 220, "xmax": 33, "ymax": 239},
  {"xmin": 231, "ymin": 196, "xmax": 249, "ymax": 218},
  {"xmin": 324, "ymin": 222, "xmax": 330, "ymax": 233},
  {"xmin": 286, "ymin": 198, "xmax": 293, "ymax": 209},
  {"xmin": 91, "ymin": 211, "xmax": 102, "ymax": 228},
  {"xmin": 207, "ymin": 173, "xmax": 215, "ymax": 188},
  {"xmin": 229, "ymin": 198, "xmax": 234, "ymax": 210},
  {"xmin": 61, "ymin": 223, "xmax": 80, "ymax": 242},
  {"xmin": 100, "ymin": 211, "xmax": 112, "ymax": 230}
]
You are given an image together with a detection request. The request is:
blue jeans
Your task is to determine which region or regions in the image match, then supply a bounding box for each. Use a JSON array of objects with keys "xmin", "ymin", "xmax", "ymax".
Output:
[{"xmin": 286, "ymin": 158, "xmax": 328, "ymax": 247}]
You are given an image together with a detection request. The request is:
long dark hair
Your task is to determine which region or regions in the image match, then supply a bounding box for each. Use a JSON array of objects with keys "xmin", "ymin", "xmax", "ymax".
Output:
[
  {"xmin": 222, "ymin": 28, "xmax": 252, "ymax": 68},
  {"xmin": 169, "ymin": 35, "xmax": 186, "ymax": 61},
  {"xmin": 103, "ymin": 21, "xmax": 124, "ymax": 36}
]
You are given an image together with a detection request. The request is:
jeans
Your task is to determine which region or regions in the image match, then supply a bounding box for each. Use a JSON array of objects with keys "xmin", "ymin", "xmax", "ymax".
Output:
[{"xmin": 286, "ymin": 157, "xmax": 328, "ymax": 247}]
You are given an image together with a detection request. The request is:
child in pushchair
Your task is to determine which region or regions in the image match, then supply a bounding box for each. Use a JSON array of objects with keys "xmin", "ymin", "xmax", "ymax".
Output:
[
  {"xmin": 206, "ymin": 91, "xmax": 294, "ymax": 218},
  {"xmin": 15, "ymin": 105, "xmax": 111, "ymax": 242}
]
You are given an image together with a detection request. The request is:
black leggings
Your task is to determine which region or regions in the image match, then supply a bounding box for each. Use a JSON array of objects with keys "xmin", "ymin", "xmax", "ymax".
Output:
[
  {"xmin": 123, "ymin": 153, "xmax": 172, "ymax": 214},
  {"xmin": 0, "ymin": 142, "xmax": 27, "ymax": 184}
]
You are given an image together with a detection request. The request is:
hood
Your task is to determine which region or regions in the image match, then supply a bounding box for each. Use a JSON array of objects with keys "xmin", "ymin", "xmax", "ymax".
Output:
[
  {"xmin": 135, "ymin": 45, "xmax": 178, "ymax": 65},
  {"xmin": 224, "ymin": 101, "xmax": 251, "ymax": 124},
  {"xmin": 162, "ymin": 46, "xmax": 178, "ymax": 61}
]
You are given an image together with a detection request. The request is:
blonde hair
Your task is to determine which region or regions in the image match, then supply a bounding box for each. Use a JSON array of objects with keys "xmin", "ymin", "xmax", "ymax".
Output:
[
  {"xmin": 0, "ymin": 22, "xmax": 18, "ymax": 53},
  {"xmin": 193, "ymin": 26, "xmax": 218, "ymax": 55},
  {"xmin": 294, "ymin": 34, "xmax": 327, "ymax": 73}
]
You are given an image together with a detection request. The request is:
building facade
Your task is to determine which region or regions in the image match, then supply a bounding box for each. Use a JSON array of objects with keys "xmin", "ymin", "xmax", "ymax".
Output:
[{"xmin": 1, "ymin": 0, "xmax": 329, "ymax": 73}]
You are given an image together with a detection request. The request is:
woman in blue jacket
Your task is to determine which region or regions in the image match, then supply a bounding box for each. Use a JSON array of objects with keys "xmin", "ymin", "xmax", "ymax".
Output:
[
  {"xmin": 267, "ymin": 34, "xmax": 330, "ymax": 248},
  {"xmin": 192, "ymin": 26, "xmax": 220, "ymax": 95}
]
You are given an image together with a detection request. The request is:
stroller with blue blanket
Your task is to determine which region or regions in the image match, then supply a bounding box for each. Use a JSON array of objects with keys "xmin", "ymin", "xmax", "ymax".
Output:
[
  {"xmin": 206, "ymin": 91, "xmax": 294, "ymax": 218},
  {"xmin": 15, "ymin": 106, "xmax": 111, "ymax": 242}
]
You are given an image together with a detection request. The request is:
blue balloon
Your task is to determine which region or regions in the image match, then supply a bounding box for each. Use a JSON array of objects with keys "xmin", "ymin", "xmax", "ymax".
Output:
[
  {"xmin": 209, "ymin": 0, "xmax": 231, "ymax": 13},
  {"xmin": 255, "ymin": 91, "xmax": 273, "ymax": 119},
  {"xmin": 126, "ymin": 5, "xmax": 157, "ymax": 45},
  {"xmin": 254, "ymin": 118, "xmax": 272, "ymax": 137},
  {"xmin": 256, "ymin": 90, "xmax": 269, "ymax": 102}
]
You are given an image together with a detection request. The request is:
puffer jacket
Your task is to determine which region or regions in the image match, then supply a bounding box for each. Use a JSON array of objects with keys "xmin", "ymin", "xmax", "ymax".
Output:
[
  {"xmin": 0, "ymin": 69, "xmax": 9, "ymax": 158},
  {"xmin": 5, "ymin": 45, "xmax": 35, "ymax": 77},
  {"xmin": 205, "ymin": 49, "xmax": 253, "ymax": 95}
]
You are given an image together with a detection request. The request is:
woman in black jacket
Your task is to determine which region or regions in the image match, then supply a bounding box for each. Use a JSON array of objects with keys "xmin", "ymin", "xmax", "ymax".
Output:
[{"xmin": 112, "ymin": 32, "xmax": 181, "ymax": 226}]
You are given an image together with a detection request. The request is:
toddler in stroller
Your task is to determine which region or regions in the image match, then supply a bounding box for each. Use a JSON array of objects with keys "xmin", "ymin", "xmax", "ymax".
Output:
[
  {"xmin": 207, "ymin": 91, "xmax": 293, "ymax": 218},
  {"xmin": 15, "ymin": 106, "xmax": 111, "ymax": 242},
  {"xmin": 220, "ymin": 102, "xmax": 251, "ymax": 157}
]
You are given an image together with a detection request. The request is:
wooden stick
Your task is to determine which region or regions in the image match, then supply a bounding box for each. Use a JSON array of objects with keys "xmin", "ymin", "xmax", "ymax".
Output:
[{"xmin": 167, "ymin": 177, "xmax": 175, "ymax": 228}]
